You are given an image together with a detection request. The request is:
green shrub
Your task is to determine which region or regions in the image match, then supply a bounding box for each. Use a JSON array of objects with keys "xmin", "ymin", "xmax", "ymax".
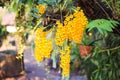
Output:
[{"xmin": 81, "ymin": 33, "xmax": 120, "ymax": 80}]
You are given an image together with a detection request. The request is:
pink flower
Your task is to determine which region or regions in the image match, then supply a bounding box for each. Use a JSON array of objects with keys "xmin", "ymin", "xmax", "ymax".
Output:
[{"xmin": 1, "ymin": 12, "xmax": 16, "ymax": 26}]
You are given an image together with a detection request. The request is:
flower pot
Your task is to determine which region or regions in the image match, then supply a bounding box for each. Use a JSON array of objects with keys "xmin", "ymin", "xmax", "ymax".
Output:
[{"xmin": 79, "ymin": 45, "xmax": 92, "ymax": 57}]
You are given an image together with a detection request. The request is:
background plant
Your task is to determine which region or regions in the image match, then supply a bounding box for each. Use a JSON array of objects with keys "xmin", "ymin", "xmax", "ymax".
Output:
[
  {"xmin": 86, "ymin": 19, "xmax": 119, "ymax": 35},
  {"xmin": 102, "ymin": 0, "xmax": 120, "ymax": 21},
  {"xmin": 0, "ymin": 25, "xmax": 8, "ymax": 47},
  {"xmin": 79, "ymin": 19, "xmax": 120, "ymax": 80},
  {"xmin": 80, "ymin": 33, "xmax": 120, "ymax": 80}
]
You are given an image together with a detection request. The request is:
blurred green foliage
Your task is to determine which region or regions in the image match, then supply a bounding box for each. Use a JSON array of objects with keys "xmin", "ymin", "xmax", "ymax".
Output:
[
  {"xmin": 102, "ymin": 0, "xmax": 120, "ymax": 21},
  {"xmin": 81, "ymin": 33, "xmax": 120, "ymax": 80},
  {"xmin": 0, "ymin": 25, "xmax": 7, "ymax": 40}
]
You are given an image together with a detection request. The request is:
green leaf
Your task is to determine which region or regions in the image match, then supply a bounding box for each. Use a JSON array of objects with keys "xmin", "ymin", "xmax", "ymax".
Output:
[
  {"xmin": 105, "ymin": 64, "xmax": 111, "ymax": 67},
  {"xmin": 10, "ymin": 0, "xmax": 20, "ymax": 11},
  {"xmin": 86, "ymin": 21, "xmax": 96, "ymax": 31},
  {"xmin": 26, "ymin": 0, "xmax": 32, "ymax": 10},
  {"xmin": 31, "ymin": 13, "xmax": 40, "ymax": 18},
  {"xmin": 32, "ymin": 8, "xmax": 39, "ymax": 13},
  {"xmin": 87, "ymin": 19, "xmax": 119, "ymax": 35},
  {"xmin": 70, "ymin": 54, "xmax": 78, "ymax": 61},
  {"xmin": 38, "ymin": 0, "xmax": 45, "ymax": 4},
  {"xmin": 51, "ymin": 51, "xmax": 57, "ymax": 68},
  {"xmin": 101, "ymin": 25, "xmax": 113, "ymax": 32},
  {"xmin": 57, "ymin": 0, "xmax": 62, "ymax": 3},
  {"xmin": 93, "ymin": 69, "xmax": 99, "ymax": 74},
  {"xmin": 108, "ymin": 71, "xmax": 113, "ymax": 77},
  {"xmin": 44, "ymin": 0, "xmax": 57, "ymax": 5},
  {"xmin": 91, "ymin": 59, "xmax": 99, "ymax": 66},
  {"xmin": 107, "ymin": 50, "xmax": 110, "ymax": 56},
  {"xmin": 37, "ymin": 22, "xmax": 43, "ymax": 28},
  {"xmin": 97, "ymin": 27, "xmax": 104, "ymax": 35},
  {"xmin": 46, "ymin": 32, "xmax": 52, "ymax": 39},
  {"xmin": 92, "ymin": 50, "xmax": 97, "ymax": 57},
  {"xmin": 95, "ymin": 71, "xmax": 99, "ymax": 80},
  {"xmin": 110, "ymin": 20, "xmax": 119, "ymax": 26},
  {"xmin": 100, "ymin": 75, "xmax": 103, "ymax": 80}
]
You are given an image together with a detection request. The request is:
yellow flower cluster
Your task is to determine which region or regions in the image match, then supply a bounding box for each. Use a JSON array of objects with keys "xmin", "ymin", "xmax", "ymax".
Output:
[
  {"xmin": 55, "ymin": 7, "xmax": 88, "ymax": 46},
  {"xmin": 16, "ymin": 35, "xmax": 24, "ymax": 59},
  {"xmin": 60, "ymin": 46, "xmax": 70, "ymax": 76},
  {"xmin": 34, "ymin": 27, "xmax": 52, "ymax": 62},
  {"xmin": 36, "ymin": 4, "xmax": 45, "ymax": 14},
  {"xmin": 55, "ymin": 21, "xmax": 68, "ymax": 46}
]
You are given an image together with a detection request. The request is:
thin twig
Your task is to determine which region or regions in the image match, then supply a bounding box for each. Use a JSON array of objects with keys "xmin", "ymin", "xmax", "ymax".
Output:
[
  {"xmin": 60, "ymin": 5, "xmax": 63, "ymax": 23},
  {"xmin": 104, "ymin": 0, "xmax": 113, "ymax": 11},
  {"xmin": 94, "ymin": 0, "xmax": 111, "ymax": 19},
  {"xmin": 98, "ymin": 45, "xmax": 120, "ymax": 53}
]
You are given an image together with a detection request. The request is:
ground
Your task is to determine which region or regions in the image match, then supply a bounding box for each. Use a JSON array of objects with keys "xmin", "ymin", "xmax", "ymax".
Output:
[
  {"xmin": 0, "ymin": 36, "xmax": 87, "ymax": 80},
  {"xmin": 5, "ymin": 47, "xmax": 87, "ymax": 80}
]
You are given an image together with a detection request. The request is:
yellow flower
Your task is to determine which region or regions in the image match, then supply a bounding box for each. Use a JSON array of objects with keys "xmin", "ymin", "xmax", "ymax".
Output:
[
  {"xmin": 77, "ymin": 7, "xmax": 81, "ymax": 10},
  {"xmin": 65, "ymin": 46, "xmax": 70, "ymax": 51},
  {"xmin": 55, "ymin": 7, "xmax": 88, "ymax": 45},
  {"xmin": 34, "ymin": 27, "xmax": 52, "ymax": 62},
  {"xmin": 36, "ymin": 4, "xmax": 45, "ymax": 14},
  {"xmin": 60, "ymin": 46, "xmax": 71, "ymax": 76},
  {"xmin": 16, "ymin": 35, "xmax": 24, "ymax": 59}
]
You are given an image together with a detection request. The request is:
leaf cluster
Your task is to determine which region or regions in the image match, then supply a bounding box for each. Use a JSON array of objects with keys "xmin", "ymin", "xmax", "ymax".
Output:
[{"xmin": 87, "ymin": 19, "xmax": 119, "ymax": 35}]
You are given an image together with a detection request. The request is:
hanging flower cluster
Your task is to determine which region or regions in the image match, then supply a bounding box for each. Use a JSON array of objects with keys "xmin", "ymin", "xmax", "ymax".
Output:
[
  {"xmin": 55, "ymin": 21, "xmax": 68, "ymax": 46},
  {"xmin": 34, "ymin": 7, "xmax": 88, "ymax": 78},
  {"xmin": 34, "ymin": 27, "xmax": 52, "ymax": 62},
  {"xmin": 60, "ymin": 46, "xmax": 71, "ymax": 76},
  {"xmin": 36, "ymin": 4, "xmax": 45, "ymax": 14},
  {"xmin": 55, "ymin": 7, "xmax": 88, "ymax": 46},
  {"xmin": 55, "ymin": 7, "xmax": 88, "ymax": 77}
]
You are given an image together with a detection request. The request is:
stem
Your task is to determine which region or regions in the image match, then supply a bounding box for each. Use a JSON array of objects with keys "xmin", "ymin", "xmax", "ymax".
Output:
[
  {"xmin": 21, "ymin": 53, "xmax": 24, "ymax": 71},
  {"xmin": 60, "ymin": 5, "xmax": 63, "ymax": 23},
  {"xmin": 104, "ymin": 0, "xmax": 113, "ymax": 11},
  {"xmin": 62, "ymin": 0, "xmax": 68, "ymax": 10},
  {"xmin": 33, "ymin": 18, "xmax": 43, "ymax": 31},
  {"xmin": 98, "ymin": 45, "xmax": 120, "ymax": 53}
]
